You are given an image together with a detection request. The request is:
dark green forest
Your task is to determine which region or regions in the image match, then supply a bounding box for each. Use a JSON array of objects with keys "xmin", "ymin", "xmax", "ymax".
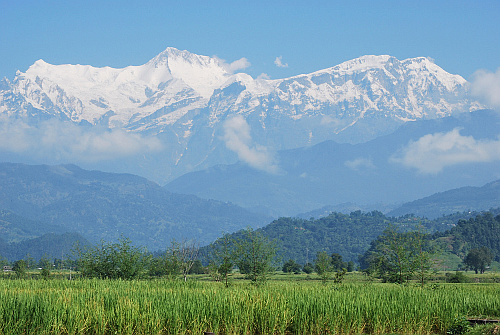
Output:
[{"xmin": 200, "ymin": 208, "xmax": 500, "ymax": 266}]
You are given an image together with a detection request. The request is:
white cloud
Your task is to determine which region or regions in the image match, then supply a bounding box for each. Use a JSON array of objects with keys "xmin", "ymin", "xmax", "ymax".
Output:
[
  {"xmin": 215, "ymin": 56, "xmax": 251, "ymax": 73},
  {"xmin": 471, "ymin": 68, "xmax": 500, "ymax": 109},
  {"xmin": 0, "ymin": 118, "xmax": 163, "ymax": 162},
  {"xmin": 345, "ymin": 158, "xmax": 376, "ymax": 171},
  {"xmin": 392, "ymin": 128, "xmax": 500, "ymax": 174},
  {"xmin": 257, "ymin": 73, "xmax": 271, "ymax": 80},
  {"xmin": 222, "ymin": 115, "xmax": 279, "ymax": 173},
  {"xmin": 274, "ymin": 56, "xmax": 288, "ymax": 68}
]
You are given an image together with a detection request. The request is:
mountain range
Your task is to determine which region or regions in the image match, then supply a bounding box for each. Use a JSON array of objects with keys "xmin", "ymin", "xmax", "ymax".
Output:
[
  {"xmin": 0, "ymin": 162, "xmax": 271, "ymax": 251},
  {"xmin": 0, "ymin": 47, "xmax": 498, "ymax": 250},
  {"xmin": 0, "ymin": 47, "xmax": 483, "ymax": 183}
]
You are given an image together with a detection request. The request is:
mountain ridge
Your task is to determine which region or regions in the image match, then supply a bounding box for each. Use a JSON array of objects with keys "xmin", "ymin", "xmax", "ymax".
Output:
[
  {"xmin": 0, "ymin": 47, "xmax": 483, "ymax": 183},
  {"xmin": 0, "ymin": 162, "xmax": 272, "ymax": 250}
]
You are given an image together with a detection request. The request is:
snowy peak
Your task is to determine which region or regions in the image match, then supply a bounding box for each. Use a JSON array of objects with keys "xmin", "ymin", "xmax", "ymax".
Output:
[
  {"xmin": 146, "ymin": 47, "xmax": 230, "ymax": 98},
  {"xmin": 1, "ymin": 48, "xmax": 479, "ymax": 142}
]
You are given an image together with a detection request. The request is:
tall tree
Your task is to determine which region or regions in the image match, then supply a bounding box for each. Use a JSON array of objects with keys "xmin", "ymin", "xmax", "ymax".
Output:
[
  {"xmin": 233, "ymin": 228, "xmax": 277, "ymax": 284},
  {"xmin": 315, "ymin": 251, "xmax": 333, "ymax": 283},
  {"xmin": 464, "ymin": 247, "xmax": 494, "ymax": 274},
  {"xmin": 165, "ymin": 239, "xmax": 199, "ymax": 281},
  {"xmin": 359, "ymin": 225, "xmax": 433, "ymax": 284},
  {"xmin": 77, "ymin": 236, "xmax": 146, "ymax": 279},
  {"xmin": 209, "ymin": 233, "xmax": 234, "ymax": 287}
]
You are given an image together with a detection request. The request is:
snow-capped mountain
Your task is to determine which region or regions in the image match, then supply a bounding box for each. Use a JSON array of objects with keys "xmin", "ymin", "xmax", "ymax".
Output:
[{"xmin": 0, "ymin": 47, "xmax": 482, "ymax": 182}]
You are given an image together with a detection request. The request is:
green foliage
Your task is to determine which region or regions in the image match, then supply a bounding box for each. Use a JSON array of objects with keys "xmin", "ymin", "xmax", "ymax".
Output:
[
  {"xmin": 233, "ymin": 228, "xmax": 277, "ymax": 284},
  {"xmin": 282, "ymin": 259, "xmax": 302, "ymax": 274},
  {"xmin": 189, "ymin": 260, "xmax": 205, "ymax": 274},
  {"xmin": 12, "ymin": 259, "xmax": 26, "ymax": 278},
  {"xmin": 215, "ymin": 210, "xmax": 447, "ymax": 266},
  {"xmin": 302, "ymin": 262, "xmax": 314, "ymax": 274},
  {"xmin": 434, "ymin": 212, "xmax": 500, "ymax": 261},
  {"xmin": 360, "ymin": 225, "xmax": 434, "ymax": 284},
  {"xmin": 1, "ymin": 280, "xmax": 500, "ymax": 335},
  {"xmin": 315, "ymin": 251, "xmax": 333, "ymax": 283},
  {"xmin": 445, "ymin": 271, "xmax": 470, "ymax": 283},
  {"xmin": 77, "ymin": 236, "xmax": 146, "ymax": 279},
  {"xmin": 447, "ymin": 316, "xmax": 472, "ymax": 335},
  {"xmin": 464, "ymin": 247, "xmax": 494, "ymax": 274},
  {"xmin": 38, "ymin": 255, "xmax": 52, "ymax": 279},
  {"xmin": 333, "ymin": 268, "xmax": 347, "ymax": 284},
  {"xmin": 209, "ymin": 233, "xmax": 235, "ymax": 286},
  {"xmin": 148, "ymin": 256, "xmax": 167, "ymax": 277}
]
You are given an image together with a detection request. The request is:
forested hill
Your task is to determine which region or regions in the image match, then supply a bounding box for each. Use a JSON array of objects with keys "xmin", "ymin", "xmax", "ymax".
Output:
[
  {"xmin": 433, "ymin": 210, "xmax": 500, "ymax": 261},
  {"xmin": 0, "ymin": 232, "xmax": 90, "ymax": 262},
  {"xmin": 200, "ymin": 209, "xmax": 500, "ymax": 265},
  {"xmin": 202, "ymin": 210, "xmax": 464, "ymax": 265}
]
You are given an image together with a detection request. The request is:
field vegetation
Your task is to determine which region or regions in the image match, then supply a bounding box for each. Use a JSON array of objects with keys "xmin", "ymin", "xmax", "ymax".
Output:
[{"xmin": 0, "ymin": 275, "xmax": 500, "ymax": 335}]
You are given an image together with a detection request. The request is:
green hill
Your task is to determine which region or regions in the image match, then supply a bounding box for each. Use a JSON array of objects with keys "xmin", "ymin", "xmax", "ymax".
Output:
[{"xmin": 0, "ymin": 162, "xmax": 272, "ymax": 250}]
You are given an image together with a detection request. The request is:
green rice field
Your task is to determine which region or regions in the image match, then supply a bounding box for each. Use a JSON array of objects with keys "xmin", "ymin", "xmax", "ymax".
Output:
[{"xmin": 0, "ymin": 278, "xmax": 499, "ymax": 334}]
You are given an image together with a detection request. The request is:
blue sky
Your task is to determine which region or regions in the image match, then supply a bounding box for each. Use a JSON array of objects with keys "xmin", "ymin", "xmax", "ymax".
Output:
[{"xmin": 1, "ymin": 0, "xmax": 499, "ymax": 81}]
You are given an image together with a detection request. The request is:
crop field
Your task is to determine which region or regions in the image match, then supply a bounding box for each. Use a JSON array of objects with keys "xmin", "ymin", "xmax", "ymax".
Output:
[{"xmin": 0, "ymin": 278, "xmax": 499, "ymax": 335}]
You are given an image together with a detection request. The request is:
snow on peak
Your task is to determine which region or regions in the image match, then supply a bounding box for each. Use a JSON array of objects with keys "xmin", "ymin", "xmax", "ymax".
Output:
[
  {"xmin": 146, "ymin": 47, "xmax": 230, "ymax": 98},
  {"xmin": 330, "ymin": 55, "xmax": 394, "ymax": 73}
]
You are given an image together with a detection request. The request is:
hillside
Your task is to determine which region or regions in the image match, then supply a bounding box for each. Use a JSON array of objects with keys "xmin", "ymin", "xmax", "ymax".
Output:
[
  {"xmin": 0, "ymin": 209, "xmax": 66, "ymax": 243},
  {"xmin": 200, "ymin": 210, "xmax": 468, "ymax": 265},
  {"xmin": 0, "ymin": 162, "xmax": 272, "ymax": 250},
  {"xmin": 0, "ymin": 232, "xmax": 90, "ymax": 262},
  {"xmin": 433, "ymin": 210, "xmax": 500, "ymax": 261},
  {"xmin": 388, "ymin": 179, "xmax": 500, "ymax": 219}
]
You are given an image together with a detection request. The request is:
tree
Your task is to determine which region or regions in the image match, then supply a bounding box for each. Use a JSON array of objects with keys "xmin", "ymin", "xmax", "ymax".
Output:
[
  {"xmin": 233, "ymin": 228, "xmax": 277, "ymax": 284},
  {"xmin": 13, "ymin": 259, "xmax": 27, "ymax": 278},
  {"xmin": 209, "ymin": 233, "xmax": 235, "ymax": 287},
  {"xmin": 359, "ymin": 225, "xmax": 433, "ymax": 284},
  {"xmin": 165, "ymin": 239, "xmax": 199, "ymax": 282},
  {"xmin": 302, "ymin": 262, "xmax": 314, "ymax": 274},
  {"xmin": 331, "ymin": 253, "xmax": 347, "ymax": 271},
  {"xmin": 38, "ymin": 255, "xmax": 52, "ymax": 279},
  {"xmin": 189, "ymin": 260, "xmax": 205, "ymax": 274},
  {"xmin": 315, "ymin": 251, "xmax": 333, "ymax": 283},
  {"xmin": 148, "ymin": 256, "xmax": 167, "ymax": 277},
  {"xmin": 464, "ymin": 247, "xmax": 494, "ymax": 274},
  {"xmin": 282, "ymin": 259, "xmax": 302, "ymax": 274},
  {"xmin": 78, "ymin": 236, "xmax": 146, "ymax": 279}
]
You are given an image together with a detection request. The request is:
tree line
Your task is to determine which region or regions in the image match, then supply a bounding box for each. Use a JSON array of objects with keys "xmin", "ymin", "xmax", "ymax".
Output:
[{"xmin": 2, "ymin": 211, "xmax": 499, "ymax": 283}]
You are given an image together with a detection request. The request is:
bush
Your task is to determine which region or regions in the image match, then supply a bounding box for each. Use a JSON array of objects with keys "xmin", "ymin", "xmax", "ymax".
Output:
[
  {"xmin": 446, "ymin": 316, "xmax": 471, "ymax": 335},
  {"xmin": 446, "ymin": 271, "xmax": 470, "ymax": 283}
]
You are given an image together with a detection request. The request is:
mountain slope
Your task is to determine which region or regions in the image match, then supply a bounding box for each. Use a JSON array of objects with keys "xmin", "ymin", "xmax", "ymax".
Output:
[
  {"xmin": 0, "ymin": 163, "xmax": 272, "ymax": 250},
  {"xmin": 0, "ymin": 48, "xmax": 481, "ymax": 183},
  {"xmin": 0, "ymin": 232, "xmax": 90, "ymax": 262},
  {"xmin": 388, "ymin": 180, "xmax": 500, "ymax": 219},
  {"xmin": 166, "ymin": 110, "xmax": 500, "ymax": 217},
  {"xmin": 0, "ymin": 209, "xmax": 66, "ymax": 243}
]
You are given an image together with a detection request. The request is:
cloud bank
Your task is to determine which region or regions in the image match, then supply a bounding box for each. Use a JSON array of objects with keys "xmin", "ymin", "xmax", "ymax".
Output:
[
  {"xmin": 0, "ymin": 118, "xmax": 163, "ymax": 162},
  {"xmin": 471, "ymin": 68, "xmax": 500, "ymax": 109},
  {"xmin": 223, "ymin": 115, "xmax": 279, "ymax": 173},
  {"xmin": 392, "ymin": 128, "xmax": 500, "ymax": 174}
]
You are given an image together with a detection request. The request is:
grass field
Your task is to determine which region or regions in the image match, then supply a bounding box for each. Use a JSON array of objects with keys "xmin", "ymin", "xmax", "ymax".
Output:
[{"xmin": 0, "ymin": 274, "xmax": 499, "ymax": 335}]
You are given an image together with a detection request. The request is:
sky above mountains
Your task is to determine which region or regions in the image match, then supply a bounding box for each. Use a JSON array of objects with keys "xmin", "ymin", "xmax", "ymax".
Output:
[{"xmin": 1, "ymin": 0, "xmax": 499, "ymax": 83}]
